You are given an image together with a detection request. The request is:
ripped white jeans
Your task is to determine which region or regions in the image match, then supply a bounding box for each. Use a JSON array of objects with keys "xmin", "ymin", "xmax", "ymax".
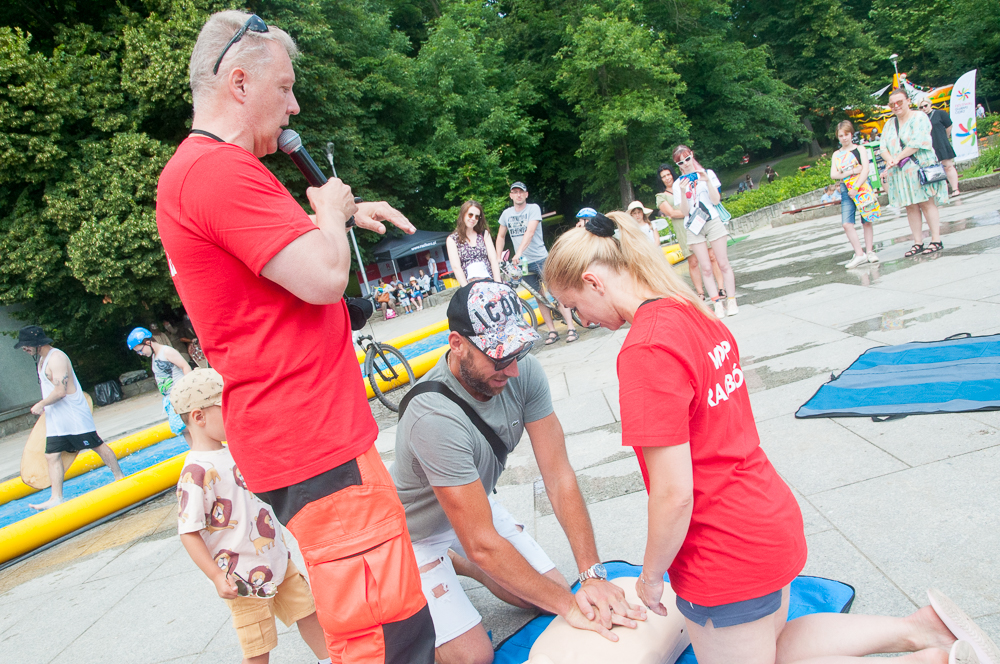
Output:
[{"xmin": 410, "ymin": 497, "xmax": 555, "ymax": 647}]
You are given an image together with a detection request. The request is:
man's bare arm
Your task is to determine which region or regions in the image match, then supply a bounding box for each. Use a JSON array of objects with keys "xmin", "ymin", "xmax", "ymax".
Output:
[
  {"xmin": 495, "ymin": 224, "xmax": 508, "ymax": 257},
  {"xmin": 434, "ymin": 480, "xmax": 628, "ymax": 639},
  {"xmin": 262, "ymin": 180, "xmax": 414, "ymax": 305},
  {"xmin": 528, "ymin": 413, "xmax": 645, "ymax": 626},
  {"xmin": 527, "ymin": 413, "xmax": 599, "ymax": 571},
  {"xmin": 436, "ymin": 480, "xmax": 574, "ymax": 616},
  {"xmin": 513, "ymin": 218, "xmax": 541, "ymax": 260},
  {"xmin": 159, "ymin": 345, "xmax": 192, "ymax": 375}
]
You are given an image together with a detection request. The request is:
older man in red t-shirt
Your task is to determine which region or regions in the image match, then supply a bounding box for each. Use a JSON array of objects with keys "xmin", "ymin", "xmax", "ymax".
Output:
[{"xmin": 156, "ymin": 11, "xmax": 433, "ymax": 663}]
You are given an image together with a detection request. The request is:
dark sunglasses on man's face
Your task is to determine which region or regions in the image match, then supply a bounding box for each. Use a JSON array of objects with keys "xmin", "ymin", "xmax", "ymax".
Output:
[
  {"xmin": 471, "ymin": 339, "xmax": 534, "ymax": 372},
  {"xmin": 213, "ymin": 14, "xmax": 269, "ymax": 75}
]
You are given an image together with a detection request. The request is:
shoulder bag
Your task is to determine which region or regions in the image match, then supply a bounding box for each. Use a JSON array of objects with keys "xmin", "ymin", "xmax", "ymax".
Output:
[
  {"xmin": 399, "ymin": 381, "xmax": 509, "ymax": 468},
  {"xmin": 894, "ymin": 117, "xmax": 947, "ymax": 186}
]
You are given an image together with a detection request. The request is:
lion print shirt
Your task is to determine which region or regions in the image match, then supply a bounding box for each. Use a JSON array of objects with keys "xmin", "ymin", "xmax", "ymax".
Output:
[{"xmin": 177, "ymin": 447, "xmax": 289, "ymax": 592}]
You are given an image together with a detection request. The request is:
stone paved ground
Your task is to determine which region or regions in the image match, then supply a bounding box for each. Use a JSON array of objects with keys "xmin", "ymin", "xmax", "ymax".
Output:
[{"xmin": 2, "ymin": 189, "xmax": 1000, "ymax": 662}]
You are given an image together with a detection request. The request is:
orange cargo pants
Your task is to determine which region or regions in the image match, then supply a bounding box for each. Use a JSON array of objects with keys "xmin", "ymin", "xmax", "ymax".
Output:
[{"xmin": 276, "ymin": 445, "xmax": 434, "ymax": 663}]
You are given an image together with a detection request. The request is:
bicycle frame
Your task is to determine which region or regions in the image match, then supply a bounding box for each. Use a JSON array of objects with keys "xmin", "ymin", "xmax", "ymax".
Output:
[{"xmin": 357, "ymin": 335, "xmax": 403, "ymax": 382}]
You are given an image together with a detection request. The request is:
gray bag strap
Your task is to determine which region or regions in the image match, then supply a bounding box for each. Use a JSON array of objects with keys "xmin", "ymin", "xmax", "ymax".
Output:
[{"xmin": 398, "ymin": 381, "xmax": 509, "ymax": 468}]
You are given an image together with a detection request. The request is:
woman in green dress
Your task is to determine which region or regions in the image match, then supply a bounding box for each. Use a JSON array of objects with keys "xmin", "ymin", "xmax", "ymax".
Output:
[{"xmin": 880, "ymin": 87, "xmax": 947, "ymax": 257}]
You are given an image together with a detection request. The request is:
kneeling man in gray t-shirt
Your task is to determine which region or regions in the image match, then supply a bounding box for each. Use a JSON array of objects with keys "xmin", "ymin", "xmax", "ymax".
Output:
[{"xmin": 391, "ymin": 281, "xmax": 644, "ymax": 664}]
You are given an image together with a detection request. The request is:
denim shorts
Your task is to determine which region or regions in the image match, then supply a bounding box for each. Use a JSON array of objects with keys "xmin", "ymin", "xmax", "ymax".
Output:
[
  {"xmin": 522, "ymin": 259, "xmax": 546, "ymax": 293},
  {"xmin": 675, "ymin": 588, "xmax": 783, "ymax": 628},
  {"xmin": 839, "ymin": 182, "xmax": 870, "ymax": 226}
]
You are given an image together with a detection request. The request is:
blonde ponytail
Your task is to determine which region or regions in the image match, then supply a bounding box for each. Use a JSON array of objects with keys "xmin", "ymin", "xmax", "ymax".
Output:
[{"xmin": 545, "ymin": 211, "xmax": 713, "ymax": 318}]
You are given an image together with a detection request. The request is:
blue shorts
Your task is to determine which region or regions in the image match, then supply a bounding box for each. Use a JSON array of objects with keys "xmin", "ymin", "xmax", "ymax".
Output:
[
  {"xmin": 163, "ymin": 396, "xmax": 186, "ymax": 435},
  {"xmin": 522, "ymin": 259, "xmax": 546, "ymax": 293},
  {"xmin": 675, "ymin": 588, "xmax": 783, "ymax": 628},
  {"xmin": 839, "ymin": 182, "xmax": 870, "ymax": 226}
]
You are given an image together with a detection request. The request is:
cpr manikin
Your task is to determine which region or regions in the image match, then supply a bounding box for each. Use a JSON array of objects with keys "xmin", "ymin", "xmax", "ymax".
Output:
[{"xmin": 527, "ymin": 577, "xmax": 689, "ymax": 664}]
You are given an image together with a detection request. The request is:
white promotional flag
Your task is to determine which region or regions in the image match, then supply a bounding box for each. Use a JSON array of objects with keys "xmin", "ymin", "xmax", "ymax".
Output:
[{"xmin": 950, "ymin": 69, "xmax": 979, "ymax": 162}]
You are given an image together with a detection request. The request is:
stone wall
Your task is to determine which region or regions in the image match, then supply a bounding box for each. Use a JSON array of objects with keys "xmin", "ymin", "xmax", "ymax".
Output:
[{"xmin": 727, "ymin": 188, "xmax": 828, "ymax": 235}]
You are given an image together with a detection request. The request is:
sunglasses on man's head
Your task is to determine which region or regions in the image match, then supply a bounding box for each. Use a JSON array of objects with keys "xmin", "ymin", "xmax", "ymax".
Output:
[{"xmin": 213, "ymin": 14, "xmax": 269, "ymax": 75}]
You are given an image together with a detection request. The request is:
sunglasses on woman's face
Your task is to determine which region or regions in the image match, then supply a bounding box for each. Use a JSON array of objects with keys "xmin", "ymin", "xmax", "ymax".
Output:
[
  {"xmin": 213, "ymin": 14, "xmax": 269, "ymax": 75},
  {"xmin": 466, "ymin": 212, "xmax": 480, "ymax": 219},
  {"xmin": 920, "ymin": 104, "xmax": 932, "ymax": 109},
  {"xmin": 889, "ymin": 99, "xmax": 908, "ymax": 108},
  {"xmin": 675, "ymin": 155, "xmax": 693, "ymax": 166}
]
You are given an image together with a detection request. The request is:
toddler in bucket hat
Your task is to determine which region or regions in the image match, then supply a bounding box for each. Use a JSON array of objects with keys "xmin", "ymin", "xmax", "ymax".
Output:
[
  {"xmin": 170, "ymin": 368, "xmax": 224, "ymax": 415},
  {"xmin": 447, "ymin": 281, "xmax": 540, "ymax": 360}
]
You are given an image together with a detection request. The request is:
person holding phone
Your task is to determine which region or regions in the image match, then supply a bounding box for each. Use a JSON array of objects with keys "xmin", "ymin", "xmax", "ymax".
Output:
[{"xmin": 671, "ymin": 146, "xmax": 737, "ymax": 318}]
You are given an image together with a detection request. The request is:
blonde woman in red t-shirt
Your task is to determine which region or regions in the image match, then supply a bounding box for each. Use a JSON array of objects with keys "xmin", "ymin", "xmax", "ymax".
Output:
[{"xmin": 544, "ymin": 210, "xmax": 996, "ymax": 664}]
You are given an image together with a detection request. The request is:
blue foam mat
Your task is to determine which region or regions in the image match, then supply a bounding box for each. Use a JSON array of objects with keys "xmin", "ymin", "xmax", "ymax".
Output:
[
  {"xmin": 796, "ymin": 333, "xmax": 1000, "ymax": 419},
  {"xmin": 494, "ymin": 561, "xmax": 854, "ymax": 664}
]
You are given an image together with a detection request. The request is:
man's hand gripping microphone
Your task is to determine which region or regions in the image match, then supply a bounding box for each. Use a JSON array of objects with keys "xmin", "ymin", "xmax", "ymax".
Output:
[{"xmin": 277, "ymin": 129, "xmax": 360, "ymax": 228}]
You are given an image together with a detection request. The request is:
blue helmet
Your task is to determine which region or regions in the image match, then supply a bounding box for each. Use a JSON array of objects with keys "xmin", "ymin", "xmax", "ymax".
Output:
[
  {"xmin": 576, "ymin": 207, "xmax": 598, "ymax": 219},
  {"xmin": 127, "ymin": 327, "xmax": 153, "ymax": 350}
]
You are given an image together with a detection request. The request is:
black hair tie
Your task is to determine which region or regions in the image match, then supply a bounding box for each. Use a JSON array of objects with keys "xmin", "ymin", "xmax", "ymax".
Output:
[{"xmin": 584, "ymin": 213, "xmax": 616, "ymax": 238}]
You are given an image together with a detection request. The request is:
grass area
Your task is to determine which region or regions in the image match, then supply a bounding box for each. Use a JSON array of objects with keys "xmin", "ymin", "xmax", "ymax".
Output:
[
  {"xmin": 959, "ymin": 144, "xmax": 1000, "ymax": 178},
  {"xmin": 718, "ymin": 150, "xmax": 831, "ymax": 189}
]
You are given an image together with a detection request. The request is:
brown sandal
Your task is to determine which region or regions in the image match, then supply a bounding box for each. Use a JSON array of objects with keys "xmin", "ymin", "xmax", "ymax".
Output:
[{"xmin": 904, "ymin": 244, "xmax": 925, "ymax": 258}]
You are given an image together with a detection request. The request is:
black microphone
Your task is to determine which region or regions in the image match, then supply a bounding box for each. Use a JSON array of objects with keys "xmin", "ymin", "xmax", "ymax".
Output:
[{"xmin": 278, "ymin": 129, "xmax": 356, "ymax": 227}]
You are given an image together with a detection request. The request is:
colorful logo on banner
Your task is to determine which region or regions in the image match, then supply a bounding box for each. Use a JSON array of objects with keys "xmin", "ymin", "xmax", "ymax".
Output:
[
  {"xmin": 950, "ymin": 70, "xmax": 979, "ymax": 162},
  {"xmin": 957, "ymin": 119, "xmax": 977, "ymax": 145}
]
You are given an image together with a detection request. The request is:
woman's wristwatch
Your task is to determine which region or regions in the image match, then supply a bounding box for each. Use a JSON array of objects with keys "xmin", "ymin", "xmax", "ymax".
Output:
[{"xmin": 579, "ymin": 563, "xmax": 608, "ymax": 584}]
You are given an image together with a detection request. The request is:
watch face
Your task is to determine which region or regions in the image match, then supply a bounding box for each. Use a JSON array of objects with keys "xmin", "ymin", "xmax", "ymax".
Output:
[{"xmin": 593, "ymin": 563, "xmax": 607, "ymax": 579}]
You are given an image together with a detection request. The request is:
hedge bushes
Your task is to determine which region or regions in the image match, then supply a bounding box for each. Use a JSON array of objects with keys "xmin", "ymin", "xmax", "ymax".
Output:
[{"xmin": 723, "ymin": 158, "xmax": 834, "ymax": 218}]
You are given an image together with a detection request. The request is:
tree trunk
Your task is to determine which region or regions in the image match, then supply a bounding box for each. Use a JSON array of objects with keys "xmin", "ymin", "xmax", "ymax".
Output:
[
  {"xmin": 615, "ymin": 138, "xmax": 633, "ymax": 207},
  {"xmin": 802, "ymin": 117, "xmax": 822, "ymax": 157}
]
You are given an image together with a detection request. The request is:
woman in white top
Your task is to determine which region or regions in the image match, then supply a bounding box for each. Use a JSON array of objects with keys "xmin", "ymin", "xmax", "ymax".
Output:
[
  {"xmin": 672, "ymin": 145, "xmax": 737, "ymax": 318},
  {"xmin": 446, "ymin": 199, "xmax": 502, "ymax": 286},
  {"xmin": 626, "ymin": 201, "xmax": 660, "ymax": 245}
]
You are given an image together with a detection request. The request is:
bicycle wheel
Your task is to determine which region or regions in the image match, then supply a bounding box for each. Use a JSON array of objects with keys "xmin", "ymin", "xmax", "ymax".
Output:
[
  {"xmin": 519, "ymin": 297, "xmax": 538, "ymax": 330},
  {"xmin": 365, "ymin": 343, "xmax": 416, "ymax": 413}
]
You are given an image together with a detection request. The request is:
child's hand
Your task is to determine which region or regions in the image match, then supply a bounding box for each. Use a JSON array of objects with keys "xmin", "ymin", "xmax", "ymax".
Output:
[{"xmin": 214, "ymin": 572, "xmax": 239, "ymax": 600}]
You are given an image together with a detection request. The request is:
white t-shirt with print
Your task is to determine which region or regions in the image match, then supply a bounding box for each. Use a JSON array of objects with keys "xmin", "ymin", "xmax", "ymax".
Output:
[
  {"xmin": 672, "ymin": 170, "xmax": 722, "ymax": 221},
  {"xmin": 177, "ymin": 447, "xmax": 289, "ymax": 592}
]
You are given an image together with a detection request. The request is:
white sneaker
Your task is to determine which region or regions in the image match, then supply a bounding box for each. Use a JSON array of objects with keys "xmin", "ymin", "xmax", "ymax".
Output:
[
  {"xmin": 713, "ymin": 299, "xmax": 726, "ymax": 319},
  {"xmin": 867, "ymin": 251, "xmax": 880, "ymax": 263},
  {"xmin": 727, "ymin": 299, "xmax": 739, "ymax": 316},
  {"xmin": 845, "ymin": 254, "xmax": 867, "ymax": 269}
]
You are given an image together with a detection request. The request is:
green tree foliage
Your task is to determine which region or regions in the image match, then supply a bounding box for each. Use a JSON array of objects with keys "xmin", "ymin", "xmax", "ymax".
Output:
[
  {"xmin": 732, "ymin": 0, "xmax": 882, "ymax": 136},
  {"xmin": 1, "ymin": 0, "xmax": 997, "ymax": 382},
  {"xmin": 555, "ymin": 15, "xmax": 688, "ymax": 208}
]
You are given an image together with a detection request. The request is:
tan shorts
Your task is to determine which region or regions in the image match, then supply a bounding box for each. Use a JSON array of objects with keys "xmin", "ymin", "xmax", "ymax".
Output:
[
  {"xmin": 225, "ymin": 560, "xmax": 317, "ymax": 658},
  {"xmin": 686, "ymin": 217, "xmax": 729, "ymax": 245}
]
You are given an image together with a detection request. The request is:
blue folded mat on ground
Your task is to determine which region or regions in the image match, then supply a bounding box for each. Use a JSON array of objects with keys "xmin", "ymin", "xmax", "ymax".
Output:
[
  {"xmin": 796, "ymin": 333, "xmax": 1000, "ymax": 419},
  {"xmin": 493, "ymin": 561, "xmax": 855, "ymax": 664}
]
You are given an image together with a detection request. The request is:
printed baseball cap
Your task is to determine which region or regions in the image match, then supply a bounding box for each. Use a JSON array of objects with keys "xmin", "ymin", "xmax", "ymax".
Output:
[
  {"xmin": 448, "ymin": 281, "xmax": 540, "ymax": 360},
  {"xmin": 170, "ymin": 368, "xmax": 224, "ymax": 415},
  {"xmin": 510, "ymin": 181, "xmax": 527, "ymax": 192}
]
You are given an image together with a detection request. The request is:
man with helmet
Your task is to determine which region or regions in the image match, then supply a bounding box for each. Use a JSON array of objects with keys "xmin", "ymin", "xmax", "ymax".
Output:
[
  {"xmin": 127, "ymin": 327, "xmax": 193, "ymax": 441},
  {"xmin": 14, "ymin": 325, "xmax": 125, "ymax": 510}
]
